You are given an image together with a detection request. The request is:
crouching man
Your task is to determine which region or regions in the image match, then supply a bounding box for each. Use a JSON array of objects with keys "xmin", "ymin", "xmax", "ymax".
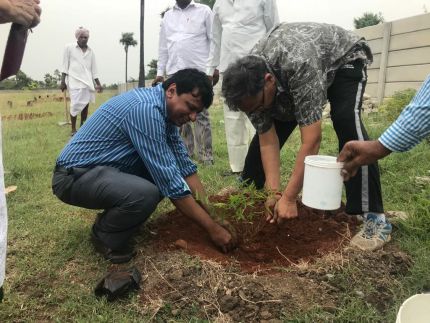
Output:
[{"xmin": 52, "ymin": 69, "xmax": 235, "ymax": 263}]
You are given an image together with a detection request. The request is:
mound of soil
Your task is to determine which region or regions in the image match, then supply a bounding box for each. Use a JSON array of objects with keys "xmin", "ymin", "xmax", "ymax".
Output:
[{"xmin": 150, "ymin": 194, "xmax": 359, "ymax": 272}]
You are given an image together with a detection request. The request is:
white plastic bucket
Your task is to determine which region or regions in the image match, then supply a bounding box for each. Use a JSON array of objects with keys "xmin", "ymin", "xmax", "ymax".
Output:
[
  {"xmin": 396, "ymin": 294, "xmax": 430, "ymax": 323},
  {"xmin": 302, "ymin": 155, "xmax": 344, "ymax": 210}
]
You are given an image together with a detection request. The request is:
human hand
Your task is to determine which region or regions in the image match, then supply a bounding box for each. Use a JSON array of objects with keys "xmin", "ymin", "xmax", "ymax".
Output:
[
  {"xmin": 264, "ymin": 193, "xmax": 282, "ymax": 222},
  {"xmin": 95, "ymin": 84, "xmax": 103, "ymax": 93},
  {"xmin": 338, "ymin": 140, "xmax": 391, "ymax": 181},
  {"xmin": 60, "ymin": 82, "xmax": 67, "ymax": 92},
  {"xmin": 152, "ymin": 76, "xmax": 164, "ymax": 87},
  {"xmin": 212, "ymin": 69, "xmax": 219, "ymax": 86},
  {"xmin": 268, "ymin": 197, "xmax": 298, "ymax": 224},
  {"xmin": 208, "ymin": 221, "xmax": 237, "ymax": 253},
  {"xmin": 0, "ymin": 0, "xmax": 42, "ymax": 27}
]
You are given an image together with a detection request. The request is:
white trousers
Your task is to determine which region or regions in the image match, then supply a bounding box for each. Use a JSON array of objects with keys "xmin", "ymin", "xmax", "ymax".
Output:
[{"xmin": 223, "ymin": 102, "xmax": 255, "ymax": 172}]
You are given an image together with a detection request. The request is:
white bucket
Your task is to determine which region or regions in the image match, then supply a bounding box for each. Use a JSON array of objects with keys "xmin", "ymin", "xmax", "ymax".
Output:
[
  {"xmin": 302, "ymin": 155, "xmax": 344, "ymax": 210},
  {"xmin": 396, "ymin": 294, "xmax": 430, "ymax": 323}
]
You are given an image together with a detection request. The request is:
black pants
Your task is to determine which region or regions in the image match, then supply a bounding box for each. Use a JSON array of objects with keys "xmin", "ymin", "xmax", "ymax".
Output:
[
  {"xmin": 241, "ymin": 60, "xmax": 384, "ymax": 214},
  {"xmin": 52, "ymin": 165, "xmax": 162, "ymax": 249}
]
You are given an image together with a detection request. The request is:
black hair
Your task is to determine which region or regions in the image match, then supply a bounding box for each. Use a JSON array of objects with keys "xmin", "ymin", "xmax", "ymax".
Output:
[
  {"xmin": 221, "ymin": 56, "xmax": 267, "ymax": 111},
  {"xmin": 162, "ymin": 68, "xmax": 213, "ymax": 109}
]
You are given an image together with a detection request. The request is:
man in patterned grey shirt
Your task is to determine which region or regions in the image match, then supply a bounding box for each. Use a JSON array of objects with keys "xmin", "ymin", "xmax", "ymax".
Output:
[{"xmin": 222, "ymin": 22, "xmax": 391, "ymax": 251}]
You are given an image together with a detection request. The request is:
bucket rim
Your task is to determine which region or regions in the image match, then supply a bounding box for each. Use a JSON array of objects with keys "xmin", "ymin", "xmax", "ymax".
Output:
[{"xmin": 304, "ymin": 155, "xmax": 344, "ymax": 169}]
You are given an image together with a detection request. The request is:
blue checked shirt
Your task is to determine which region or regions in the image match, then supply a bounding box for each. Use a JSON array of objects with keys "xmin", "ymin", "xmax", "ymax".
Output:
[
  {"xmin": 56, "ymin": 84, "xmax": 197, "ymax": 199},
  {"xmin": 379, "ymin": 75, "xmax": 430, "ymax": 152}
]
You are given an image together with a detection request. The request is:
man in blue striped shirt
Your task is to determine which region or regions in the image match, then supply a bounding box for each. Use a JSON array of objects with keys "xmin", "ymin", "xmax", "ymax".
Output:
[
  {"xmin": 52, "ymin": 69, "xmax": 236, "ymax": 264},
  {"xmin": 339, "ymin": 74, "xmax": 430, "ymax": 178}
]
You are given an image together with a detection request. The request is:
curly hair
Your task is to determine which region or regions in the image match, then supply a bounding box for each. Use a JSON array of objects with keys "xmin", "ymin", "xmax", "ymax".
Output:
[
  {"xmin": 163, "ymin": 69, "xmax": 214, "ymax": 109},
  {"xmin": 221, "ymin": 56, "xmax": 267, "ymax": 111}
]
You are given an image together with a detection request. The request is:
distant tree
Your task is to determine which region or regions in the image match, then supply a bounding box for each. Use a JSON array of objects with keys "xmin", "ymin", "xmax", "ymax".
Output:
[
  {"xmin": 353, "ymin": 12, "xmax": 384, "ymax": 29},
  {"xmin": 44, "ymin": 73, "xmax": 56, "ymax": 88},
  {"xmin": 119, "ymin": 32, "xmax": 138, "ymax": 84},
  {"xmin": 195, "ymin": 0, "xmax": 215, "ymax": 9},
  {"xmin": 53, "ymin": 69, "xmax": 61, "ymax": 83},
  {"xmin": 138, "ymin": 0, "xmax": 146, "ymax": 87},
  {"xmin": 145, "ymin": 59, "xmax": 157, "ymax": 80},
  {"xmin": 15, "ymin": 70, "xmax": 33, "ymax": 89}
]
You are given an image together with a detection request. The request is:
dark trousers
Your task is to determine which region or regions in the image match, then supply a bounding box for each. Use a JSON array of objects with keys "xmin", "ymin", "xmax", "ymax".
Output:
[
  {"xmin": 241, "ymin": 60, "xmax": 384, "ymax": 214},
  {"xmin": 52, "ymin": 165, "xmax": 161, "ymax": 249}
]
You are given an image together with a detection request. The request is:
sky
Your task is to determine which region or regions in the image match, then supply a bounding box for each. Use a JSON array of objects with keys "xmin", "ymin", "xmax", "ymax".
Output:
[{"xmin": 0, "ymin": 0, "xmax": 429, "ymax": 85}]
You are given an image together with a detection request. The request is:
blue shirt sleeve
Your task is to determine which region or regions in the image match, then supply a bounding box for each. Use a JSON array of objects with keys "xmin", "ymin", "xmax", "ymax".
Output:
[
  {"xmin": 379, "ymin": 75, "xmax": 430, "ymax": 152},
  {"xmin": 124, "ymin": 102, "xmax": 196, "ymax": 199}
]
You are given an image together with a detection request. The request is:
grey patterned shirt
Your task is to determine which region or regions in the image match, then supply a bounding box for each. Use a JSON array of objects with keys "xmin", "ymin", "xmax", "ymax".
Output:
[{"xmin": 248, "ymin": 22, "xmax": 373, "ymax": 133}]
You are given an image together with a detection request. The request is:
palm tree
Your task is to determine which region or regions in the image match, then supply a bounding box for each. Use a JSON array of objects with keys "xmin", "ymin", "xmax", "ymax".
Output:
[
  {"xmin": 138, "ymin": 0, "xmax": 145, "ymax": 87},
  {"xmin": 119, "ymin": 32, "xmax": 137, "ymax": 84}
]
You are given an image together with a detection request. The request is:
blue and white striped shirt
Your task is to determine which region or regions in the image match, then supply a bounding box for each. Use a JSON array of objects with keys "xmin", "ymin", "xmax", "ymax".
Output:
[
  {"xmin": 56, "ymin": 84, "xmax": 197, "ymax": 199},
  {"xmin": 379, "ymin": 75, "xmax": 430, "ymax": 152}
]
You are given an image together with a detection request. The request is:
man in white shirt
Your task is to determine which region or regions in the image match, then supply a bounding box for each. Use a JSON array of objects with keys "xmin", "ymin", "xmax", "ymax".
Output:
[
  {"xmin": 153, "ymin": 0, "xmax": 214, "ymax": 165},
  {"xmin": 207, "ymin": 0, "xmax": 279, "ymax": 174},
  {"xmin": 60, "ymin": 27, "xmax": 102, "ymax": 136}
]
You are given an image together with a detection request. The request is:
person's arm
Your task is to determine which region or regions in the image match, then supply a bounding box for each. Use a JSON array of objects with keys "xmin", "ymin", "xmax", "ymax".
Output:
[
  {"xmin": 60, "ymin": 46, "xmax": 69, "ymax": 92},
  {"xmin": 271, "ymin": 121, "xmax": 322, "ymax": 224},
  {"xmin": 263, "ymin": 0, "xmax": 279, "ymax": 31},
  {"xmin": 0, "ymin": 0, "xmax": 41, "ymax": 27},
  {"xmin": 153, "ymin": 18, "xmax": 167, "ymax": 86},
  {"xmin": 338, "ymin": 74, "xmax": 430, "ymax": 181},
  {"xmin": 206, "ymin": 6, "xmax": 222, "ymax": 77},
  {"xmin": 171, "ymin": 173, "xmax": 236, "ymax": 253},
  {"xmin": 91, "ymin": 51, "xmax": 102, "ymax": 92}
]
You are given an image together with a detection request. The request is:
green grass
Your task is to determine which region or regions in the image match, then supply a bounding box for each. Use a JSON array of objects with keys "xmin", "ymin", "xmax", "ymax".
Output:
[{"xmin": 0, "ymin": 89, "xmax": 429, "ymax": 321}]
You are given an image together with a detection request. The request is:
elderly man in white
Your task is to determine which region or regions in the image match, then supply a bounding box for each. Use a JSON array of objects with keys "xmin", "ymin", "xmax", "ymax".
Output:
[
  {"xmin": 60, "ymin": 27, "xmax": 102, "ymax": 136},
  {"xmin": 153, "ymin": 0, "xmax": 214, "ymax": 165},
  {"xmin": 207, "ymin": 0, "xmax": 279, "ymax": 175}
]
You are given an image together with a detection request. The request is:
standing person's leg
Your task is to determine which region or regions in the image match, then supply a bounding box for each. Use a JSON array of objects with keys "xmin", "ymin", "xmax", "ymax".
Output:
[
  {"xmin": 328, "ymin": 60, "xmax": 384, "ymax": 214},
  {"xmin": 80, "ymin": 103, "xmax": 89, "ymax": 126},
  {"xmin": 70, "ymin": 115, "xmax": 77, "ymax": 135},
  {"xmin": 328, "ymin": 59, "xmax": 389, "ymax": 251},
  {"xmin": 52, "ymin": 166, "xmax": 161, "ymax": 261},
  {"xmin": 180, "ymin": 122, "xmax": 195, "ymax": 158},
  {"xmin": 194, "ymin": 108, "xmax": 213, "ymax": 165},
  {"xmin": 241, "ymin": 119, "xmax": 298, "ymax": 189}
]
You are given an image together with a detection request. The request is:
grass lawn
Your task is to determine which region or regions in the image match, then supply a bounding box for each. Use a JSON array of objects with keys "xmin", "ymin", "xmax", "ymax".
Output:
[{"xmin": 0, "ymin": 89, "xmax": 429, "ymax": 322}]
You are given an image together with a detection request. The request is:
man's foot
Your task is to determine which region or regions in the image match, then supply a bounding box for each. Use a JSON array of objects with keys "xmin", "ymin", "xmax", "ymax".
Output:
[
  {"xmin": 350, "ymin": 213, "xmax": 392, "ymax": 251},
  {"xmin": 90, "ymin": 232, "xmax": 137, "ymax": 264},
  {"xmin": 221, "ymin": 170, "xmax": 241, "ymax": 177},
  {"xmin": 71, "ymin": 131, "xmax": 77, "ymax": 137}
]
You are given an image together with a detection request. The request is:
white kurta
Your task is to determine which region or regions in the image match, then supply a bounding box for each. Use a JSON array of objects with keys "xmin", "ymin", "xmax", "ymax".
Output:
[
  {"xmin": 0, "ymin": 120, "xmax": 7, "ymax": 289},
  {"xmin": 157, "ymin": 1, "xmax": 213, "ymax": 76},
  {"xmin": 62, "ymin": 43, "xmax": 98, "ymax": 116}
]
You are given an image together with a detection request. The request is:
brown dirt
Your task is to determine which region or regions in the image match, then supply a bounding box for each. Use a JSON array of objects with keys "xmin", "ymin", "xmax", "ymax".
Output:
[
  {"xmin": 127, "ymin": 193, "xmax": 412, "ymax": 321},
  {"xmin": 149, "ymin": 194, "xmax": 359, "ymax": 273}
]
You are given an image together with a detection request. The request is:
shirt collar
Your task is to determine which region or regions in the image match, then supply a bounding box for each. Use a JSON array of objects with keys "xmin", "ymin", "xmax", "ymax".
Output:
[
  {"xmin": 173, "ymin": 0, "xmax": 196, "ymax": 10},
  {"xmin": 154, "ymin": 83, "xmax": 168, "ymax": 120}
]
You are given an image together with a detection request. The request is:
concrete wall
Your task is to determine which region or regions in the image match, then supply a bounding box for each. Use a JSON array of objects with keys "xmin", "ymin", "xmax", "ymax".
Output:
[{"xmin": 355, "ymin": 13, "xmax": 430, "ymax": 102}]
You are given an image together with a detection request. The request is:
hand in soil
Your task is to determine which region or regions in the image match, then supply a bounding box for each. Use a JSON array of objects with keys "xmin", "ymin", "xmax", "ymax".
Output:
[
  {"xmin": 269, "ymin": 198, "xmax": 298, "ymax": 224},
  {"xmin": 209, "ymin": 221, "xmax": 237, "ymax": 253},
  {"xmin": 264, "ymin": 196, "xmax": 280, "ymax": 222}
]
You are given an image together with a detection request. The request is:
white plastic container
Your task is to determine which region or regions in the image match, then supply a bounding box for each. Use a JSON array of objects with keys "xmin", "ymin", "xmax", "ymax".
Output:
[
  {"xmin": 396, "ymin": 294, "xmax": 430, "ymax": 323},
  {"xmin": 302, "ymin": 155, "xmax": 344, "ymax": 210}
]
